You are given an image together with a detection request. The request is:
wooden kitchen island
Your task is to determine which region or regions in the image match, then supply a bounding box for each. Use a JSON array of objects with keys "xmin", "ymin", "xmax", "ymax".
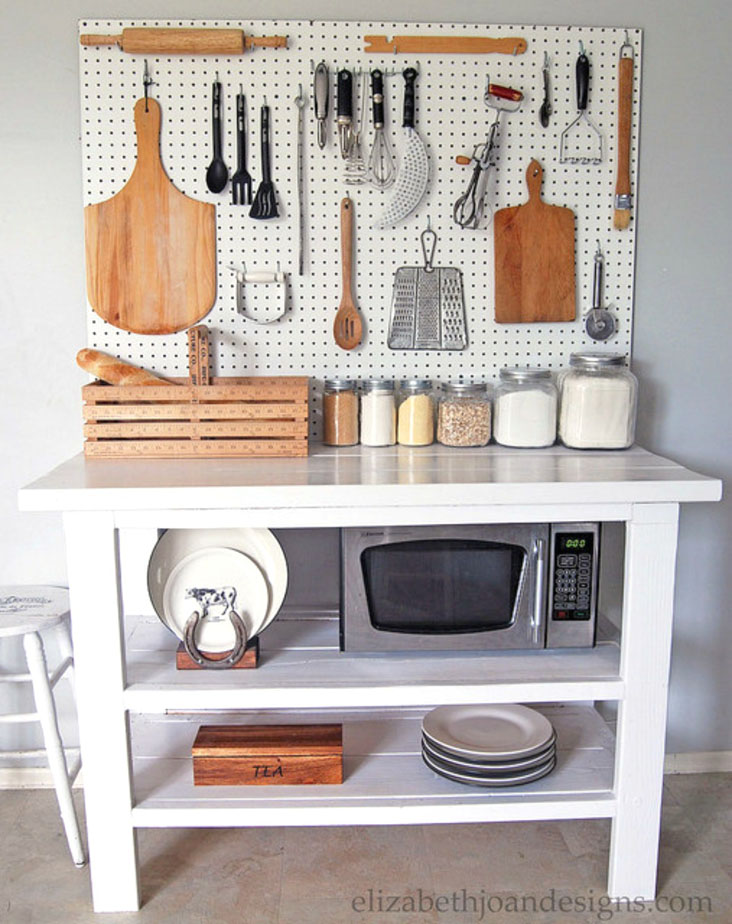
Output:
[{"xmin": 19, "ymin": 444, "xmax": 721, "ymax": 913}]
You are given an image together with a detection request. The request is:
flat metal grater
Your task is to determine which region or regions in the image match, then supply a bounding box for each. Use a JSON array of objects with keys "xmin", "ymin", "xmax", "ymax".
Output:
[{"xmin": 388, "ymin": 228, "xmax": 468, "ymax": 350}]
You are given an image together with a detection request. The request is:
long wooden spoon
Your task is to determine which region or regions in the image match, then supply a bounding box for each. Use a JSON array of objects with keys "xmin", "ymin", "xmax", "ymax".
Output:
[{"xmin": 333, "ymin": 196, "xmax": 363, "ymax": 350}]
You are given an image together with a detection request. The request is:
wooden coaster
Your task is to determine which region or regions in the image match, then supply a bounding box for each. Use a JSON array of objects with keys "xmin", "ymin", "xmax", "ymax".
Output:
[{"xmin": 175, "ymin": 637, "xmax": 259, "ymax": 670}]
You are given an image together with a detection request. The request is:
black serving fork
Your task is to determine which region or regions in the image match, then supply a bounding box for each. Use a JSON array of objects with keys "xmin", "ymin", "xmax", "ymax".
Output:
[{"xmin": 231, "ymin": 87, "xmax": 253, "ymax": 205}]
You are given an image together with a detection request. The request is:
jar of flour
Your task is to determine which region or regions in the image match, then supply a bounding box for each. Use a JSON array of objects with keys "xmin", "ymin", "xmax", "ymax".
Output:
[
  {"xmin": 559, "ymin": 353, "xmax": 637, "ymax": 449},
  {"xmin": 494, "ymin": 368, "xmax": 557, "ymax": 447}
]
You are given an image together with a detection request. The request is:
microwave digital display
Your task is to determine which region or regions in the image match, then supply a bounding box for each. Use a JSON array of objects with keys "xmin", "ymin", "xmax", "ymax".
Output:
[{"xmin": 360, "ymin": 539, "xmax": 525, "ymax": 634}]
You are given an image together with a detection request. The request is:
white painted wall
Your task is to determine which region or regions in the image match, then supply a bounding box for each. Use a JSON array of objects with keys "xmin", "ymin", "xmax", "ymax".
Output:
[{"xmin": 0, "ymin": 1, "xmax": 729, "ymax": 758}]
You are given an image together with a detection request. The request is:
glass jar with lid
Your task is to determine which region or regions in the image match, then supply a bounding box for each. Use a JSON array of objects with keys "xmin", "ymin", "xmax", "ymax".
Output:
[
  {"xmin": 360, "ymin": 379, "xmax": 396, "ymax": 446},
  {"xmin": 493, "ymin": 367, "xmax": 557, "ymax": 448},
  {"xmin": 322, "ymin": 379, "xmax": 358, "ymax": 446},
  {"xmin": 559, "ymin": 352, "xmax": 638, "ymax": 449},
  {"xmin": 397, "ymin": 379, "xmax": 434, "ymax": 446},
  {"xmin": 437, "ymin": 382, "xmax": 492, "ymax": 447}
]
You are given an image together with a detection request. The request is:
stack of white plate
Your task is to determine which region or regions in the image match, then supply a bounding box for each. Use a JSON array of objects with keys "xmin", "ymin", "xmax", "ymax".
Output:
[
  {"xmin": 421, "ymin": 704, "xmax": 557, "ymax": 787},
  {"xmin": 147, "ymin": 528, "xmax": 288, "ymax": 652}
]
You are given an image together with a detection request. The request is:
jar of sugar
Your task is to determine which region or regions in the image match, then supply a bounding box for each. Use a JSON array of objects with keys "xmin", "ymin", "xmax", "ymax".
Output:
[
  {"xmin": 360, "ymin": 379, "xmax": 396, "ymax": 446},
  {"xmin": 494, "ymin": 368, "xmax": 557, "ymax": 448},
  {"xmin": 322, "ymin": 379, "xmax": 359, "ymax": 446},
  {"xmin": 559, "ymin": 353, "xmax": 637, "ymax": 449}
]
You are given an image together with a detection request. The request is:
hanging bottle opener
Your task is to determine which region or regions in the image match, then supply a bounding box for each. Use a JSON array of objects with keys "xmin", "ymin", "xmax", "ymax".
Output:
[{"xmin": 228, "ymin": 264, "xmax": 288, "ymax": 323}]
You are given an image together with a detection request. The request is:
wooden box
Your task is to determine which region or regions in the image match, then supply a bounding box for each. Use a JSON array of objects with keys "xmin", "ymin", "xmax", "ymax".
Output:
[
  {"xmin": 192, "ymin": 724, "xmax": 344, "ymax": 786},
  {"xmin": 82, "ymin": 376, "xmax": 309, "ymax": 458}
]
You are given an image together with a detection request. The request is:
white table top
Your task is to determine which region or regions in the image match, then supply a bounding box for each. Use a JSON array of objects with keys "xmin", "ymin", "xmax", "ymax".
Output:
[{"xmin": 18, "ymin": 445, "xmax": 722, "ymax": 513}]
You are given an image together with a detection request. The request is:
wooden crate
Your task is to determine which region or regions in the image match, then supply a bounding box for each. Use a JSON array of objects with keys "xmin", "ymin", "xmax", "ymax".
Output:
[
  {"xmin": 192, "ymin": 724, "xmax": 344, "ymax": 786},
  {"xmin": 82, "ymin": 376, "xmax": 309, "ymax": 458}
]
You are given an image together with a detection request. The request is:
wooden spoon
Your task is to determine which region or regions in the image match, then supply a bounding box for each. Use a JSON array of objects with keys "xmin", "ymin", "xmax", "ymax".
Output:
[{"xmin": 333, "ymin": 196, "xmax": 363, "ymax": 349}]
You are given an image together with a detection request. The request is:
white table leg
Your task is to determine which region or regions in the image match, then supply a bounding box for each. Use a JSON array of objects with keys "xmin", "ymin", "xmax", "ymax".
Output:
[
  {"xmin": 64, "ymin": 511, "xmax": 139, "ymax": 912},
  {"xmin": 608, "ymin": 503, "xmax": 680, "ymax": 900},
  {"xmin": 23, "ymin": 630, "xmax": 86, "ymax": 868}
]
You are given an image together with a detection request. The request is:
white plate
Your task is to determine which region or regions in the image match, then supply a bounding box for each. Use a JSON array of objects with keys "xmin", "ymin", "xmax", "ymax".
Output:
[
  {"xmin": 422, "ymin": 704, "xmax": 554, "ymax": 760},
  {"xmin": 162, "ymin": 548, "xmax": 269, "ymax": 653},
  {"xmin": 148, "ymin": 528, "xmax": 288, "ymax": 642},
  {"xmin": 422, "ymin": 750, "xmax": 557, "ymax": 787},
  {"xmin": 421, "ymin": 735, "xmax": 556, "ymax": 773}
]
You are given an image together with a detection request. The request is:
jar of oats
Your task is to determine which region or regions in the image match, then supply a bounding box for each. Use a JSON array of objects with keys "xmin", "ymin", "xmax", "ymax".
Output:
[
  {"xmin": 437, "ymin": 382, "xmax": 492, "ymax": 447},
  {"xmin": 322, "ymin": 379, "xmax": 358, "ymax": 446},
  {"xmin": 397, "ymin": 380, "xmax": 435, "ymax": 446}
]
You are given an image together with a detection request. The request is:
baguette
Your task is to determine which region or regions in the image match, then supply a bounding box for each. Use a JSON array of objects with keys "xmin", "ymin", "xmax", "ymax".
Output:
[{"xmin": 76, "ymin": 348, "xmax": 176, "ymax": 386}]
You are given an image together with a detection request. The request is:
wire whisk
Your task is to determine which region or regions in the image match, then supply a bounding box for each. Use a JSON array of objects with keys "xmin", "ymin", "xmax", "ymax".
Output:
[{"xmin": 367, "ymin": 68, "xmax": 396, "ymax": 189}]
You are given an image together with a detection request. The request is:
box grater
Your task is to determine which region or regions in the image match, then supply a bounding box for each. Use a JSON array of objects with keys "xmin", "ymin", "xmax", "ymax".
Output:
[{"xmin": 388, "ymin": 228, "xmax": 468, "ymax": 350}]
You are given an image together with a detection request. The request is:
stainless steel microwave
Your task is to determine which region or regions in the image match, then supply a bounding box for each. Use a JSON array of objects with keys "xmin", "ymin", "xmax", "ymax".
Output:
[{"xmin": 340, "ymin": 524, "xmax": 600, "ymax": 652}]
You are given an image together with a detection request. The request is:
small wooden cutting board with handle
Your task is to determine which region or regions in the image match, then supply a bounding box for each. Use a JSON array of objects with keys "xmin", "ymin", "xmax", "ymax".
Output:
[
  {"xmin": 84, "ymin": 98, "xmax": 216, "ymax": 335},
  {"xmin": 494, "ymin": 160, "xmax": 576, "ymax": 323}
]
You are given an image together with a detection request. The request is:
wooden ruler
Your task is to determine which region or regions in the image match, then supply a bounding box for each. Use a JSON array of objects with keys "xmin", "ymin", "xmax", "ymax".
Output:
[
  {"xmin": 188, "ymin": 325, "xmax": 210, "ymax": 385},
  {"xmin": 364, "ymin": 34, "xmax": 527, "ymax": 55}
]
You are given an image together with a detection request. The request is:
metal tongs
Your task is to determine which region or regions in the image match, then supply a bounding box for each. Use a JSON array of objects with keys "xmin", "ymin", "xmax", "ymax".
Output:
[{"xmin": 453, "ymin": 81, "xmax": 523, "ymax": 230}]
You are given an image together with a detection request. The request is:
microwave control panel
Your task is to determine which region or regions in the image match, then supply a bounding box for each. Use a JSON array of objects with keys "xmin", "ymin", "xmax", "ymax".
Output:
[{"xmin": 546, "ymin": 524, "xmax": 599, "ymax": 648}]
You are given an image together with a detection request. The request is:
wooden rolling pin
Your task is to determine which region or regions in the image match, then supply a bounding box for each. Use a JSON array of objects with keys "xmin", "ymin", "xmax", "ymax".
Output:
[
  {"xmin": 76, "ymin": 349, "xmax": 176, "ymax": 386},
  {"xmin": 80, "ymin": 28, "xmax": 287, "ymax": 55}
]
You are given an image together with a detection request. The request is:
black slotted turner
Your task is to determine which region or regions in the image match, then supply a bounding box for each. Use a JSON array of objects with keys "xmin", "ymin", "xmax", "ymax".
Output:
[{"xmin": 250, "ymin": 101, "xmax": 279, "ymax": 220}]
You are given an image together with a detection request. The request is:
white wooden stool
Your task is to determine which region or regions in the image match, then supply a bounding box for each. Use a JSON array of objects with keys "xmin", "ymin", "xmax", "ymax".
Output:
[{"xmin": 0, "ymin": 585, "xmax": 86, "ymax": 867}]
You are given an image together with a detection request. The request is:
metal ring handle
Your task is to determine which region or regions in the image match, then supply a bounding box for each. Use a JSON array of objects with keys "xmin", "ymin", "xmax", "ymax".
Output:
[{"xmin": 183, "ymin": 609, "xmax": 249, "ymax": 669}]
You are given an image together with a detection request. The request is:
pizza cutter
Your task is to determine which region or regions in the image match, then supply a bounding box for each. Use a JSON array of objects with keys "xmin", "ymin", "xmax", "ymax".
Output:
[{"xmin": 585, "ymin": 242, "xmax": 616, "ymax": 341}]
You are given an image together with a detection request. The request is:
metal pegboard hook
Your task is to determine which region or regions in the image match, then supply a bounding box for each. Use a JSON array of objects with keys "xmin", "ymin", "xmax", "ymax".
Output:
[
  {"xmin": 620, "ymin": 29, "xmax": 634, "ymax": 60},
  {"xmin": 421, "ymin": 220, "xmax": 437, "ymax": 272},
  {"xmin": 142, "ymin": 59, "xmax": 155, "ymax": 111}
]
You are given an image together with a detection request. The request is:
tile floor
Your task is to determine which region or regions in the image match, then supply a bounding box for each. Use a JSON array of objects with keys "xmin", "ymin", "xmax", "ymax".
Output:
[{"xmin": 0, "ymin": 773, "xmax": 729, "ymax": 923}]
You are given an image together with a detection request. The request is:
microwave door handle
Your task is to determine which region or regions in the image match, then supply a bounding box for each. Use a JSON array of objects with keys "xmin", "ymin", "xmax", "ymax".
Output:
[{"xmin": 531, "ymin": 537, "xmax": 546, "ymax": 645}]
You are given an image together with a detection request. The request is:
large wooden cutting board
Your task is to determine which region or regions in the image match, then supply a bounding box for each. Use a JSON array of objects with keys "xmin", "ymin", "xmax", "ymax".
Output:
[
  {"xmin": 494, "ymin": 160, "xmax": 576, "ymax": 323},
  {"xmin": 84, "ymin": 98, "xmax": 216, "ymax": 335}
]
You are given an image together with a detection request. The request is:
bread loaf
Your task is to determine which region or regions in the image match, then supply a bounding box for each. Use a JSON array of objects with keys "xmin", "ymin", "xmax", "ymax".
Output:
[{"xmin": 76, "ymin": 349, "xmax": 176, "ymax": 386}]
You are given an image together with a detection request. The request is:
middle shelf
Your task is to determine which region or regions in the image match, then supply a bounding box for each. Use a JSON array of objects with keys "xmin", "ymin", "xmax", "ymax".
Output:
[{"xmin": 124, "ymin": 613, "xmax": 624, "ymax": 712}]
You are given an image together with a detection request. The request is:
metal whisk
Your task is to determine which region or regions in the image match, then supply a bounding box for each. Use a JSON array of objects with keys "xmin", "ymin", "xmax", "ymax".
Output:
[{"xmin": 367, "ymin": 68, "xmax": 396, "ymax": 189}]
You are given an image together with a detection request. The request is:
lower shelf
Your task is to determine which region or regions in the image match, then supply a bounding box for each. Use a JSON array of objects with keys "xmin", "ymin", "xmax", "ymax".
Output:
[{"xmin": 130, "ymin": 704, "xmax": 616, "ymax": 828}]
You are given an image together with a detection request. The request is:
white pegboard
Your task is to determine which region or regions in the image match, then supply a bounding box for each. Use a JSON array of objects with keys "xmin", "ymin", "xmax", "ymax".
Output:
[{"xmin": 79, "ymin": 19, "xmax": 641, "ymax": 437}]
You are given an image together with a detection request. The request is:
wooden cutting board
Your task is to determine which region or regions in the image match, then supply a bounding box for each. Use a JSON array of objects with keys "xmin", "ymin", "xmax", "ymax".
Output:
[
  {"xmin": 84, "ymin": 98, "xmax": 216, "ymax": 335},
  {"xmin": 494, "ymin": 160, "xmax": 576, "ymax": 323}
]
